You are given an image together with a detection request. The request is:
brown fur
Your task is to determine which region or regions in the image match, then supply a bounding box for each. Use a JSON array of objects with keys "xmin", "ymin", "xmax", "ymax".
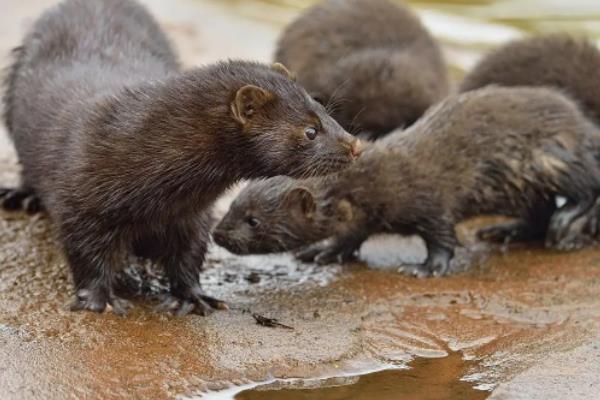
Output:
[
  {"xmin": 215, "ymin": 87, "xmax": 600, "ymax": 276},
  {"xmin": 2, "ymin": 0, "xmax": 360, "ymax": 315},
  {"xmin": 461, "ymin": 34, "xmax": 600, "ymax": 249},
  {"xmin": 275, "ymin": 0, "xmax": 449, "ymax": 140},
  {"xmin": 461, "ymin": 34, "xmax": 600, "ymax": 125}
]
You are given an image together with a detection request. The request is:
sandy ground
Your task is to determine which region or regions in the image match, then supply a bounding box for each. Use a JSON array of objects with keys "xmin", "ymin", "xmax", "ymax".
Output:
[{"xmin": 1, "ymin": 0, "xmax": 600, "ymax": 399}]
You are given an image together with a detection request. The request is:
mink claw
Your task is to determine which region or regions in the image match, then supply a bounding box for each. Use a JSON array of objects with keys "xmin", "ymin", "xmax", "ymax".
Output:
[
  {"xmin": 294, "ymin": 238, "xmax": 357, "ymax": 265},
  {"xmin": 155, "ymin": 291, "xmax": 228, "ymax": 317},
  {"xmin": 0, "ymin": 187, "xmax": 43, "ymax": 213},
  {"xmin": 70, "ymin": 288, "xmax": 132, "ymax": 315},
  {"xmin": 398, "ymin": 263, "xmax": 432, "ymax": 278}
]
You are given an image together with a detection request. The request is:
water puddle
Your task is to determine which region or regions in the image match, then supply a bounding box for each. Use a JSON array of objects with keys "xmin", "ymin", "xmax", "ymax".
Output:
[{"xmin": 200, "ymin": 352, "xmax": 489, "ymax": 400}]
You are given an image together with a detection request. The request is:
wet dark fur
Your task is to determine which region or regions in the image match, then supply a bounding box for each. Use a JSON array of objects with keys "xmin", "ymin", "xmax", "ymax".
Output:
[
  {"xmin": 275, "ymin": 0, "xmax": 449, "ymax": 139},
  {"xmin": 215, "ymin": 87, "xmax": 600, "ymax": 276},
  {"xmin": 2, "ymin": 0, "xmax": 359, "ymax": 315},
  {"xmin": 461, "ymin": 34, "xmax": 600, "ymax": 249}
]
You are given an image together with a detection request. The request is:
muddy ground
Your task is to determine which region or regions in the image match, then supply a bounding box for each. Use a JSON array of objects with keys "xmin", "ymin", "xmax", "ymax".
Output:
[{"xmin": 1, "ymin": 1, "xmax": 600, "ymax": 399}]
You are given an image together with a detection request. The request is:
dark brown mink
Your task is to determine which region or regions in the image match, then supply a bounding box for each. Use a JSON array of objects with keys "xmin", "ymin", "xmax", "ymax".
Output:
[
  {"xmin": 460, "ymin": 34, "xmax": 600, "ymax": 249},
  {"xmin": 214, "ymin": 86, "xmax": 600, "ymax": 276},
  {"xmin": 461, "ymin": 34, "xmax": 600, "ymax": 125},
  {"xmin": 274, "ymin": 0, "xmax": 449, "ymax": 140},
  {"xmin": 1, "ymin": 0, "xmax": 361, "ymax": 315}
]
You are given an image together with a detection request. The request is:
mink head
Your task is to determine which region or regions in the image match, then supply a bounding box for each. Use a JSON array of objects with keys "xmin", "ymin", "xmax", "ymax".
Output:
[
  {"xmin": 227, "ymin": 62, "xmax": 362, "ymax": 178},
  {"xmin": 319, "ymin": 50, "xmax": 441, "ymax": 138},
  {"xmin": 213, "ymin": 176, "xmax": 347, "ymax": 254}
]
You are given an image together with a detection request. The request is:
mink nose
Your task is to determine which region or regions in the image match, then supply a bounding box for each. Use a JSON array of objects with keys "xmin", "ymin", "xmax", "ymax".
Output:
[
  {"xmin": 349, "ymin": 138, "xmax": 362, "ymax": 158},
  {"xmin": 213, "ymin": 231, "xmax": 227, "ymax": 246}
]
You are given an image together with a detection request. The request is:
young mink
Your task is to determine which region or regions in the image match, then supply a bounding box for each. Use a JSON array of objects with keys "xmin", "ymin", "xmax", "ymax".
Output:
[
  {"xmin": 461, "ymin": 34, "xmax": 600, "ymax": 248},
  {"xmin": 2, "ymin": 0, "xmax": 360, "ymax": 315},
  {"xmin": 214, "ymin": 86, "xmax": 600, "ymax": 276},
  {"xmin": 275, "ymin": 0, "xmax": 449, "ymax": 140}
]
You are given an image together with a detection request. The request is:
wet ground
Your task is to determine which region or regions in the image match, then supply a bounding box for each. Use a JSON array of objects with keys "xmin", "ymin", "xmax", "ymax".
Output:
[{"xmin": 2, "ymin": 0, "xmax": 600, "ymax": 399}]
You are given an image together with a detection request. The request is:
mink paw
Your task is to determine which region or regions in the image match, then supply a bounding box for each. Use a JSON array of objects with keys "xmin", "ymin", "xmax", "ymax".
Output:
[
  {"xmin": 546, "ymin": 210, "xmax": 599, "ymax": 251},
  {"xmin": 0, "ymin": 188, "xmax": 43, "ymax": 214},
  {"xmin": 398, "ymin": 259, "xmax": 450, "ymax": 278},
  {"xmin": 294, "ymin": 239, "xmax": 357, "ymax": 265},
  {"xmin": 70, "ymin": 288, "xmax": 133, "ymax": 316},
  {"xmin": 477, "ymin": 224, "xmax": 519, "ymax": 243},
  {"xmin": 545, "ymin": 202, "xmax": 593, "ymax": 250},
  {"xmin": 546, "ymin": 229, "xmax": 593, "ymax": 252},
  {"xmin": 155, "ymin": 288, "xmax": 228, "ymax": 317},
  {"xmin": 398, "ymin": 263, "xmax": 433, "ymax": 278}
]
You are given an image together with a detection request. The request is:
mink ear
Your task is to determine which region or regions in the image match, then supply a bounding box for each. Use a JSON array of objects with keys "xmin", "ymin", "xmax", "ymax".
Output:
[
  {"xmin": 285, "ymin": 187, "xmax": 316, "ymax": 218},
  {"xmin": 336, "ymin": 199, "xmax": 354, "ymax": 222},
  {"xmin": 271, "ymin": 62, "xmax": 296, "ymax": 81},
  {"xmin": 231, "ymin": 84, "xmax": 275, "ymax": 125}
]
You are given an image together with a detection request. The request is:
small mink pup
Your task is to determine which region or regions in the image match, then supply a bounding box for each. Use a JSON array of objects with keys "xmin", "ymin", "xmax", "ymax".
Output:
[
  {"xmin": 2, "ymin": 0, "xmax": 360, "ymax": 315},
  {"xmin": 215, "ymin": 86, "xmax": 600, "ymax": 276},
  {"xmin": 275, "ymin": 0, "xmax": 449, "ymax": 140},
  {"xmin": 461, "ymin": 34, "xmax": 600, "ymax": 248}
]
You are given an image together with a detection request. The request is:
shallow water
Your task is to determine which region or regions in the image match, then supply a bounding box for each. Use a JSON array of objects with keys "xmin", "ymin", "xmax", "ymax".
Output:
[{"xmin": 234, "ymin": 352, "xmax": 488, "ymax": 400}]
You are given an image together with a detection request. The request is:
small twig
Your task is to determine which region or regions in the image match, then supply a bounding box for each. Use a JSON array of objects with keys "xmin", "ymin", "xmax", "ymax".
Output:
[{"xmin": 252, "ymin": 313, "xmax": 294, "ymax": 330}]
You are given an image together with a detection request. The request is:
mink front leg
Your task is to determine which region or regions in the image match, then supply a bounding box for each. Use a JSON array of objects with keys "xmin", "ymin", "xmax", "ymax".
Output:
[
  {"xmin": 0, "ymin": 186, "xmax": 43, "ymax": 213},
  {"xmin": 61, "ymin": 218, "xmax": 132, "ymax": 315},
  {"xmin": 294, "ymin": 231, "xmax": 369, "ymax": 265},
  {"xmin": 155, "ymin": 212, "xmax": 227, "ymax": 316},
  {"xmin": 398, "ymin": 221, "xmax": 458, "ymax": 278},
  {"xmin": 478, "ymin": 202, "xmax": 554, "ymax": 244}
]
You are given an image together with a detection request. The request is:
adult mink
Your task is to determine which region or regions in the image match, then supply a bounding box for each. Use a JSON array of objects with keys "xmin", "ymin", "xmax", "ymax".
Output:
[
  {"xmin": 2, "ymin": 0, "xmax": 360, "ymax": 315},
  {"xmin": 275, "ymin": 0, "xmax": 449, "ymax": 140},
  {"xmin": 214, "ymin": 87, "xmax": 600, "ymax": 276}
]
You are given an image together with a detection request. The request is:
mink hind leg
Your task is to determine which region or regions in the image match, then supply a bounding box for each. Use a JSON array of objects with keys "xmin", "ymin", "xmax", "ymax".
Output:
[
  {"xmin": 155, "ymin": 211, "xmax": 227, "ymax": 316},
  {"xmin": 399, "ymin": 220, "xmax": 458, "ymax": 278},
  {"xmin": 546, "ymin": 194, "xmax": 598, "ymax": 250},
  {"xmin": 545, "ymin": 162, "xmax": 600, "ymax": 250},
  {"xmin": 568, "ymin": 197, "xmax": 600, "ymax": 243}
]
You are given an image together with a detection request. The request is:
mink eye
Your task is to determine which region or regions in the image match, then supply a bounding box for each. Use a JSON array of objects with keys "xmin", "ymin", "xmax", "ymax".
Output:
[
  {"xmin": 246, "ymin": 217, "xmax": 260, "ymax": 228},
  {"xmin": 312, "ymin": 95, "xmax": 325, "ymax": 106},
  {"xmin": 305, "ymin": 127, "xmax": 318, "ymax": 140}
]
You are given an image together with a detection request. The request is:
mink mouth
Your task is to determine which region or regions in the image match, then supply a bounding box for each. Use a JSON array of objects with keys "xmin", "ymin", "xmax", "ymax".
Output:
[{"xmin": 212, "ymin": 231, "xmax": 243, "ymax": 253}]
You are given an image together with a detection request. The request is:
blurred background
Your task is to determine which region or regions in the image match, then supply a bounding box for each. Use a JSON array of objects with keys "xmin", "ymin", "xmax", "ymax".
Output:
[{"xmin": 3, "ymin": 0, "xmax": 600, "ymax": 84}]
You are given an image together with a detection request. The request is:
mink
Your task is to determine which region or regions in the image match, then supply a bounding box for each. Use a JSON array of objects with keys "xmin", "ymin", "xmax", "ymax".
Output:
[
  {"xmin": 461, "ymin": 33, "xmax": 600, "ymax": 248},
  {"xmin": 1, "ymin": 0, "xmax": 361, "ymax": 315},
  {"xmin": 214, "ymin": 86, "xmax": 600, "ymax": 276},
  {"xmin": 461, "ymin": 33, "xmax": 600, "ymax": 125},
  {"xmin": 275, "ymin": 0, "xmax": 449, "ymax": 140}
]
